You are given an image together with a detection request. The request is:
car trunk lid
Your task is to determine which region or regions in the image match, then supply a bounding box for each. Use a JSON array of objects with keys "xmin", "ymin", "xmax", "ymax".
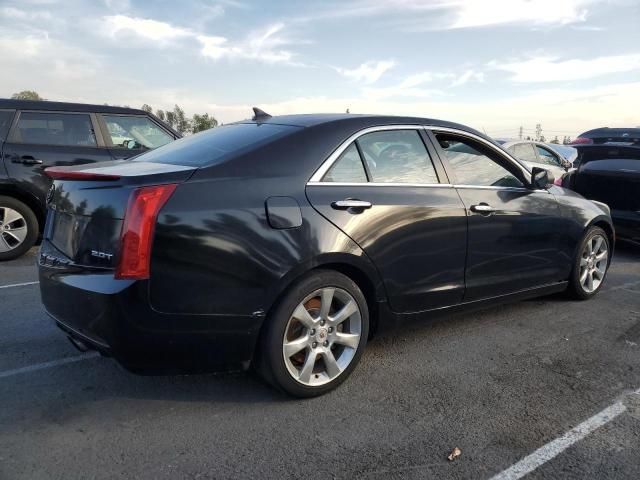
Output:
[{"xmin": 44, "ymin": 160, "xmax": 195, "ymax": 269}]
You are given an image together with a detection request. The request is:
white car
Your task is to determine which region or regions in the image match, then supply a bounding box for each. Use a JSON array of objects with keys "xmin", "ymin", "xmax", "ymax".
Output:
[{"xmin": 497, "ymin": 140, "xmax": 574, "ymax": 180}]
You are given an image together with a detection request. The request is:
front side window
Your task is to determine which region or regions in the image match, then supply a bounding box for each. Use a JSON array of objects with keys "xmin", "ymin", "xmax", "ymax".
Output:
[
  {"xmin": 322, "ymin": 143, "xmax": 367, "ymax": 183},
  {"xmin": 356, "ymin": 130, "xmax": 439, "ymax": 184},
  {"xmin": 102, "ymin": 115, "xmax": 173, "ymax": 150},
  {"xmin": 436, "ymin": 133, "xmax": 524, "ymax": 188},
  {"xmin": 14, "ymin": 112, "xmax": 96, "ymax": 146},
  {"xmin": 535, "ymin": 145, "xmax": 560, "ymax": 166}
]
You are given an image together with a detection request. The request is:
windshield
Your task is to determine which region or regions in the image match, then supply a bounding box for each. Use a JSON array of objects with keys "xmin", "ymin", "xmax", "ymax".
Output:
[{"xmin": 133, "ymin": 122, "xmax": 300, "ymax": 167}]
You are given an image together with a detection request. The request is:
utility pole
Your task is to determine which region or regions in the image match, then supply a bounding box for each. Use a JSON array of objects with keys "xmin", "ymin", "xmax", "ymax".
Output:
[
  {"xmin": 535, "ymin": 123, "xmax": 542, "ymax": 141},
  {"xmin": 519, "ymin": 126, "xmax": 523, "ymax": 140}
]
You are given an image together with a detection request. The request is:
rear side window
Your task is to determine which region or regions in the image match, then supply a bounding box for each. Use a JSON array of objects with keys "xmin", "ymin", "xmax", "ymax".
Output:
[
  {"xmin": 134, "ymin": 123, "xmax": 299, "ymax": 167},
  {"xmin": 323, "ymin": 144, "xmax": 367, "ymax": 183},
  {"xmin": 102, "ymin": 115, "xmax": 173, "ymax": 150},
  {"xmin": 14, "ymin": 112, "xmax": 96, "ymax": 146},
  {"xmin": 358, "ymin": 130, "xmax": 438, "ymax": 184},
  {"xmin": 0, "ymin": 110, "xmax": 15, "ymax": 140},
  {"xmin": 535, "ymin": 146, "xmax": 560, "ymax": 166}
]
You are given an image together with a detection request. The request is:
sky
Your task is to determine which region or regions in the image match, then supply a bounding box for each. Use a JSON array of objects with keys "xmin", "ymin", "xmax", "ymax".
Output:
[{"xmin": 1, "ymin": 0, "xmax": 639, "ymax": 138}]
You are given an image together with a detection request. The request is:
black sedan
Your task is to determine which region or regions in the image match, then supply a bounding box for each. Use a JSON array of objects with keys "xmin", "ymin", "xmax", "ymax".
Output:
[
  {"xmin": 562, "ymin": 144, "xmax": 639, "ymax": 244},
  {"xmin": 38, "ymin": 111, "xmax": 614, "ymax": 397}
]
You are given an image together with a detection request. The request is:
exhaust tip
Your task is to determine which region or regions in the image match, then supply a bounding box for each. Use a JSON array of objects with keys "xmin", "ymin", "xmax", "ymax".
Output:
[{"xmin": 67, "ymin": 336, "xmax": 90, "ymax": 353}]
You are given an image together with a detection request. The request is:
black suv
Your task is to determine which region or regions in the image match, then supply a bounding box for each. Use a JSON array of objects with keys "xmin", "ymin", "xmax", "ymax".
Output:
[{"xmin": 0, "ymin": 100, "xmax": 180, "ymax": 260}]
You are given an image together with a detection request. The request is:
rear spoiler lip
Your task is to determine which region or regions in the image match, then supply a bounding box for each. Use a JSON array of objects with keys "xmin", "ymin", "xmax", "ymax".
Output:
[{"xmin": 45, "ymin": 166, "xmax": 120, "ymax": 181}]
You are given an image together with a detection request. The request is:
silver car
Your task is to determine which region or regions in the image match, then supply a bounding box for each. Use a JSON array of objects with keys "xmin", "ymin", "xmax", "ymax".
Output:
[{"xmin": 497, "ymin": 140, "xmax": 574, "ymax": 180}]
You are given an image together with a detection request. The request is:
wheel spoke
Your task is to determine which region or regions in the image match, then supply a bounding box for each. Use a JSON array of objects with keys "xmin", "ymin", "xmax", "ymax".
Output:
[
  {"xmin": 593, "ymin": 236, "xmax": 603, "ymax": 253},
  {"xmin": 0, "ymin": 234, "xmax": 12, "ymax": 252},
  {"xmin": 298, "ymin": 351, "xmax": 317, "ymax": 383},
  {"xmin": 580, "ymin": 257, "xmax": 588, "ymax": 267},
  {"xmin": 321, "ymin": 350, "xmax": 341, "ymax": 378},
  {"xmin": 283, "ymin": 336, "xmax": 309, "ymax": 358},
  {"xmin": 580, "ymin": 268, "xmax": 589, "ymax": 284},
  {"xmin": 4, "ymin": 226, "xmax": 27, "ymax": 244},
  {"xmin": 586, "ymin": 271, "xmax": 594, "ymax": 291},
  {"xmin": 292, "ymin": 303, "xmax": 317, "ymax": 329},
  {"xmin": 595, "ymin": 251, "xmax": 608, "ymax": 262},
  {"xmin": 2, "ymin": 208, "xmax": 23, "ymax": 226},
  {"xmin": 330, "ymin": 300, "xmax": 358, "ymax": 326},
  {"xmin": 334, "ymin": 332, "xmax": 360, "ymax": 350},
  {"xmin": 594, "ymin": 266, "xmax": 606, "ymax": 279},
  {"xmin": 320, "ymin": 288, "xmax": 334, "ymax": 321}
]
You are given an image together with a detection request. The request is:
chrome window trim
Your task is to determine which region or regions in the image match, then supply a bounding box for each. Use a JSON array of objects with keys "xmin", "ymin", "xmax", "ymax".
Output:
[
  {"xmin": 309, "ymin": 123, "xmax": 533, "ymax": 186},
  {"xmin": 308, "ymin": 124, "xmax": 429, "ymax": 183},
  {"xmin": 453, "ymin": 184, "xmax": 549, "ymax": 193},
  {"xmin": 306, "ymin": 181, "xmax": 453, "ymax": 188}
]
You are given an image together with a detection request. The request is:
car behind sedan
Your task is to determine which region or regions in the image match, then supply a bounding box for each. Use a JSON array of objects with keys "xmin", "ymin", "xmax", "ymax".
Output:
[{"xmin": 39, "ymin": 112, "xmax": 614, "ymax": 397}]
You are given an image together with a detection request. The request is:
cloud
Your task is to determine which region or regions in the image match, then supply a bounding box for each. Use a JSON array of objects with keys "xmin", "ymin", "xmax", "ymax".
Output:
[
  {"xmin": 102, "ymin": 15, "xmax": 192, "ymax": 43},
  {"xmin": 363, "ymin": 72, "xmax": 444, "ymax": 99},
  {"xmin": 334, "ymin": 60, "xmax": 395, "ymax": 84},
  {"xmin": 198, "ymin": 23, "xmax": 298, "ymax": 64},
  {"xmin": 450, "ymin": 70, "xmax": 484, "ymax": 87},
  {"xmin": 492, "ymin": 53, "xmax": 640, "ymax": 82}
]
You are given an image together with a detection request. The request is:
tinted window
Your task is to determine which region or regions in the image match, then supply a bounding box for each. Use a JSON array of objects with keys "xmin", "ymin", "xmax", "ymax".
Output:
[
  {"xmin": 0, "ymin": 110, "xmax": 15, "ymax": 140},
  {"xmin": 512, "ymin": 143, "xmax": 538, "ymax": 162},
  {"xmin": 102, "ymin": 115, "xmax": 173, "ymax": 150},
  {"xmin": 535, "ymin": 145, "xmax": 560, "ymax": 166},
  {"xmin": 436, "ymin": 133, "xmax": 524, "ymax": 188},
  {"xmin": 133, "ymin": 123, "xmax": 299, "ymax": 167},
  {"xmin": 323, "ymin": 144, "xmax": 367, "ymax": 183},
  {"xmin": 15, "ymin": 112, "xmax": 96, "ymax": 146},
  {"xmin": 357, "ymin": 130, "xmax": 438, "ymax": 183}
]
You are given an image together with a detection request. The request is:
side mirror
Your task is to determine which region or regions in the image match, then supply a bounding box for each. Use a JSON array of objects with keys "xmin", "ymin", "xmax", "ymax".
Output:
[{"xmin": 531, "ymin": 167, "xmax": 553, "ymax": 189}]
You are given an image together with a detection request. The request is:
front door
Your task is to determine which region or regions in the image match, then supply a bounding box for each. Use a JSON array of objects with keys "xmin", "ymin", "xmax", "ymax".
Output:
[
  {"xmin": 306, "ymin": 127, "xmax": 467, "ymax": 313},
  {"xmin": 431, "ymin": 131, "xmax": 566, "ymax": 301},
  {"xmin": 3, "ymin": 111, "xmax": 112, "ymax": 205}
]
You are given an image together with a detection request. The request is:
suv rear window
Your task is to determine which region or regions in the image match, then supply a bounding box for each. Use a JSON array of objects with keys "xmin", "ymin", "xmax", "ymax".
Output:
[{"xmin": 133, "ymin": 123, "xmax": 300, "ymax": 167}]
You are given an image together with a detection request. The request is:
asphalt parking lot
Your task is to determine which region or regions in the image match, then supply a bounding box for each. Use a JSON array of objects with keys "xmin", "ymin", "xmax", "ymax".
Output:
[{"xmin": 1, "ymin": 244, "xmax": 639, "ymax": 480}]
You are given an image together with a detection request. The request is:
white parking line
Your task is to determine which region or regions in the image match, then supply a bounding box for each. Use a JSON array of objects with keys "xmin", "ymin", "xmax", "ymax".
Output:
[
  {"xmin": 0, "ymin": 281, "xmax": 39, "ymax": 289},
  {"xmin": 489, "ymin": 388, "xmax": 640, "ymax": 480},
  {"xmin": 0, "ymin": 352, "xmax": 100, "ymax": 379}
]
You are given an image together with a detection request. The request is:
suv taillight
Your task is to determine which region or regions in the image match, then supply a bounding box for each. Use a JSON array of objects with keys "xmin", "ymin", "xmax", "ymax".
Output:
[
  {"xmin": 115, "ymin": 184, "xmax": 177, "ymax": 280},
  {"xmin": 570, "ymin": 137, "xmax": 593, "ymax": 145}
]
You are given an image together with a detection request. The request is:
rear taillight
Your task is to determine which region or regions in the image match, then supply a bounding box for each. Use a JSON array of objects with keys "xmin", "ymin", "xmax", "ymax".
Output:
[
  {"xmin": 45, "ymin": 167, "xmax": 120, "ymax": 181},
  {"xmin": 115, "ymin": 184, "xmax": 177, "ymax": 280},
  {"xmin": 569, "ymin": 137, "xmax": 593, "ymax": 145}
]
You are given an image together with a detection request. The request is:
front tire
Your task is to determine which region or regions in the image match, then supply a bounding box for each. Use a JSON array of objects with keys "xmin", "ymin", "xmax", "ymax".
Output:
[
  {"xmin": 0, "ymin": 196, "xmax": 38, "ymax": 261},
  {"xmin": 567, "ymin": 226, "xmax": 610, "ymax": 300},
  {"xmin": 256, "ymin": 270, "xmax": 369, "ymax": 398}
]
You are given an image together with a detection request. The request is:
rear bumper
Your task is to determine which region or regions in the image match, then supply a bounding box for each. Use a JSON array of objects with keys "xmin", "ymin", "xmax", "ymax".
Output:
[{"xmin": 38, "ymin": 241, "xmax": 263, "ymax": 373}]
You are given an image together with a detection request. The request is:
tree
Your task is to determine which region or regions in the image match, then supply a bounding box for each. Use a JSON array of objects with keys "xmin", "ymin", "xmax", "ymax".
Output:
[
  {"xmin": 141, "ymin": 104, "xmax": 153, "ymax": 113},
  {"xmin": 11, "ymin": 90, "xmax": 43, "ymax": 100},
  {"xmin": 155, "ymin": 109, "xmax": 165, "ymax": 121},
  {"xmin": 172, "ymin": 104, "xmax": 191, "ymax": 134},
  {"xmin": 191, "ymin": 113, "xmax": 218, "ymax": 133},
  {"xmin": 550, "ymin": 136, "xmax": 560, "ymax": 144},
  {"xmin": 539, "ymin": 134, "xmax": 546, "ymax": 143}
]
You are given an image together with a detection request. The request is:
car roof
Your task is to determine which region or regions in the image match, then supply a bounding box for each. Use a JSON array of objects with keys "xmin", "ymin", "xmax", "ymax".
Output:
[
  {"xmin": 578, "ymin": 127, "xmax": 640, "ymax": 138},
  {"xmin": 0, "ymin": 99, "xmax": 148, "ymax": 115},
  {"xmin": 237, "ymin": 112, "xmax": 485, "ymax": 136}
]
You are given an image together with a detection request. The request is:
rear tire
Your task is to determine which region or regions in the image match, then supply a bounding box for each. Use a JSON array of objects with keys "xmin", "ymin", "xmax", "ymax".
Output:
[
  {"xmin": 256, "ymin": 270, "xmax": 369, "ymax": 398},
  {"xmin": 0, "ymin": 196, "xmax": 38, "ymax": 261},
  {"xmin": 567, "ymin": 226, "xmax": 610, "ymax": 300}
]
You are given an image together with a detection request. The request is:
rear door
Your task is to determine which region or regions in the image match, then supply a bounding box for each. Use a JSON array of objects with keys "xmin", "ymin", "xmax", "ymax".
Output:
[
  {"xmin": 306, "ymin": 126, "xmax": 467, "ymax": 313},
  {"xmin": 97, "ymin": 114, "xmax": 176, "ymax": 160},
  {"xmin": 3, "ymin": 110, "xmax": 112, "ymax": 205},
  {"xmin": 431, "ymin": 130, "xmax": 566, "ymax": 301}
]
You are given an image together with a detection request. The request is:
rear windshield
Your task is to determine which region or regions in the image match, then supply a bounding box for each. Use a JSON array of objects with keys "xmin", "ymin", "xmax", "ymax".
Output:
[{"xmin": 133, "ymin": 122, "xmax": 300, "ymax": 167}]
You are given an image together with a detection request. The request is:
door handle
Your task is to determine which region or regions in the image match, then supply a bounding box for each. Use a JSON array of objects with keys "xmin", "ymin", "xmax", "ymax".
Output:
[
  {"xmin": 331, "ymin": 199, "xmax": 373, "ymax": 210},
  {"xmin": 11, "ymin": 155, "xmax": 43, "ymax": 165},
  {"xmin": 470, "ymin": 203, "xmax": 496, "ymax": 214}
]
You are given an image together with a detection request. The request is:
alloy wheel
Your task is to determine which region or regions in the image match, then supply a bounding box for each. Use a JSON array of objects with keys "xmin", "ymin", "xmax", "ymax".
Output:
[
  {"xmin": 0, "ymin": 207, "xmax": 28, "ymax": 253},
  {"xmin": 282, "ymin": 287, "xmax": 362, "ymax": 387},
  {"xmin": 579, "ymin": 233, "xmax": 608, "ymax": 293}
]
